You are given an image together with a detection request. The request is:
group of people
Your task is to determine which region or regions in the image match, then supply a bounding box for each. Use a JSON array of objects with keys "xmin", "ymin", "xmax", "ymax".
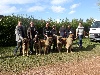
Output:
[{"xmin": 14, "ymin": 21, "xmax": 85, "ymax": 56}]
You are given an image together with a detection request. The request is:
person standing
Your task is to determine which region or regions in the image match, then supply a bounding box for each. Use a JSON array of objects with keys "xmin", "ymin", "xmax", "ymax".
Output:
[
  {"xmin": 59, "ymin": 25, "xmax": 66, "ymax": 38},
  {"xmin": 14, "ymin": 21, "xmax": 25, "ymax": 56},
  {"xmin": 76, "ymin": 22, "xmax": 85, "ymax": 48},
  {"xmin": 51, "ymin": 25, "xmax": 57, "ymax": 51},
  {"xmin": 27, "ymin": 21, "xmax": 38, "ymax": 54},
  {"xmin": 43, "ymin": 22, "xmax": 52, "ymax": 52}
]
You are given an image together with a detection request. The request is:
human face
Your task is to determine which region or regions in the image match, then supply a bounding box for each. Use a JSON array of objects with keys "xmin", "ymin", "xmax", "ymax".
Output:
[
  {"xmin": 30, "ymin": 22, "xmax": 34, "ymax": 27},
  {"xmin": 79, "ymin": 22, "xmax": 82, "ymax": 27},
  {"xmin": 46, "ymin": 23, "xmax": 49, "ymax": 27},
  {"xmin": 68, "ymin": 25, "xmax": 71, "ymax": 28},
  {"xmin": 18, "ymin": 21, "xmax": 22, "ymax": 26}
]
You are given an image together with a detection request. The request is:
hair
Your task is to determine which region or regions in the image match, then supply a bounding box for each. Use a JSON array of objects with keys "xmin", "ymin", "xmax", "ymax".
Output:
[
  {"xmin": 79, "ymin": 22, "xmax": 82, "ymax": 24},
  {"xmin": 18, "ymin": 21, "xmax": 22, "ymax": 25}
]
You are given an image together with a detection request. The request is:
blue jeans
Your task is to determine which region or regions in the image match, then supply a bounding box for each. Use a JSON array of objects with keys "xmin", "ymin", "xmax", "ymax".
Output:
[
  {"xmin": 14, "ymin": 41, "xmax": 22, "ymax": 55},
  {"xmin": 78, "ymin": 35, "xmax": 83, "ymax": 47}
]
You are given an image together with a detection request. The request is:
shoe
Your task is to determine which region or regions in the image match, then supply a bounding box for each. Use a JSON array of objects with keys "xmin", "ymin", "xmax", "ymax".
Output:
[
  {"xmin": 77, "ymin": 44, "xmax": 79, "ymax": 47},
  {"xmin": 79, "ymin": 46, "xmax": 83, "ymax": 49}
]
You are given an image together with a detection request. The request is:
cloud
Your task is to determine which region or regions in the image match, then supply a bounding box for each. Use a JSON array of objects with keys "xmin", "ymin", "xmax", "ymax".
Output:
[
  {"xmin": 70, "ymin": 3, "xmax": 81, "ymax": 9},
  {"xmin": 27, "ymin": 6, "xmax": 45, "ymax": 12},
  {"xmin": 0, "ymin": 4, "xmax": 19, "ymax": 14},
  {"xmin": 51, "ymin": 0, "xmax": 73, "ymax": 5},
  {"xmin": 0, "ymin": 0, "xmax": 38, "ymax": 5},
  {"xmin": 68, "ymin": 10, "xmax": 75, "ymax": 14},
  {"xmin": 51, "ymin": 6, "xmax": 65, "ymax": 13}
]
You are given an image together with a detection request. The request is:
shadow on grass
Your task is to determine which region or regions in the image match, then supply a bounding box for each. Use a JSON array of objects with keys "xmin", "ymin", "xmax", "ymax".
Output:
[
  {"xmin": 73, "ymin": 43, "xmax": 100, "ymax": 52},
  {"xmin": 0, "ymin": 54, "xmax": 22, "ymax": 59}
]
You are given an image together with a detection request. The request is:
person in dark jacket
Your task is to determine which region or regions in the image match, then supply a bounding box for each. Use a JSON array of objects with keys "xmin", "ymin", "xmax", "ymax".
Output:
[
  {"xmin": 14, "ymin": 21, "xmax": 26, "ymax": 56},
  {"xmin": 27, "ymin": 21, "xmax": 38, "ymax": 54},
  {"xmin": 43, "ymin": 22, "xmax": 52, "ymax": 39},
  {"xmin": 43, "ymin": 22, "xmax": 52, "ymax": 53},
  {"xmin": 66, "ymin": 24, "xmax": 74, "ymax": 38},
  {"xmin": 59, "ymin": 25, "xmax": 66, "ymax": 38},
  {"xmin": 51, "ymin": 25, "xmax": 57, "ymax": 51}
]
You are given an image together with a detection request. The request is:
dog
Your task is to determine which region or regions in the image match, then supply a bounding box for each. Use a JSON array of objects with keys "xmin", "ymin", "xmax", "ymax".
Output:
[
  {"xmin": 57, "ymin": 36, "xmax": 62, "ymax": 53},
  {"xmin": 22, "ymin": 38, "xmax": 29, "ymax": 56},
  {"xmin": 40, "ymin": 36, "xmax": 52, "ymax": 55},
  {"xmin": 66, "ymin": 34, "xmax": 73, "ymax": 53},
  {"xmin": 33, "ymin": 35, "xmax": 41, "ymax": 55},
  {"xmin": 61, "ymin": 38, "xmax": 67, "ymax": 48}
]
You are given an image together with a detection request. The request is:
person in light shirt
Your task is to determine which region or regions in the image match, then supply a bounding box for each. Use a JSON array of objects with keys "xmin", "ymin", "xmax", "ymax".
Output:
[{"xmin": 76, "ymin": 22, "xmax": 85, "ymax": 48}]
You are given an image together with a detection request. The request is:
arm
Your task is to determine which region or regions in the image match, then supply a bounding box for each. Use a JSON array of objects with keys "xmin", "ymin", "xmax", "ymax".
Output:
[
  {"xmin": 76, "ymin": 28, "xmax": 78, "ymax": 38},
  {"xmin": 43, "ymin": 27, "xmax": 46, "ymax": 36},
  {"xmin": 35, "ymin": 26, "xmax": 38, "ymax": 35},
  {"xmin": 27, "ymin": 27, "xmax": 30, "ymax": 39}
]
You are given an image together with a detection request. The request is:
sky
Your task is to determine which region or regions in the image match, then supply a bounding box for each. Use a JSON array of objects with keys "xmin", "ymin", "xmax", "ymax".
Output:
[{"xmin": 0, "ymin": 0, "xmax": 100, "ymax": 22}]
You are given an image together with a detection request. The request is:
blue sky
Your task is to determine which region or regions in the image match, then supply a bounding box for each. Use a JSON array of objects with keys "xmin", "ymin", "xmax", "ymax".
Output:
[{"xmin": 0, "ymin": 0, "xmax": 100, "ymax": 22}]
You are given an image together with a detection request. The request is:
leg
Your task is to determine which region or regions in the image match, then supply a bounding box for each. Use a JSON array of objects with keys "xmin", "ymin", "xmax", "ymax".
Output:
[
  {"xmin": 27, "ymin": 44, "xmax": 29, "ymax": 56},
  {"xmin": 30, "ymin": 39, "xmax": 34, "ymax": 54},
  {"xmin": 36, "ymin": 48, "xmax": 38, "ymax": 55},
  {"xmin": 44, "ymin": 47, "xmax": 46, "ymax": 55},
  {"xmin": 22, "ymin": 45, "xmax": 25, "ymax": 56},
  {"xmin": 14, "ymin": 42, "xmax": 20, "ymax": 55},
  {"xmin": 53, "ymin": 38, "xmax": 57, "ymax": 51},
  {"xmin": 66, "ymin": 45, "xmax": 69, "ymax": 53},
  {"xmin": 79, "ymin": 35, "xmax": 83, "ymax": 48},
  {"xmin": 38, "ymin": 44, "xmax": 41, "ymax": 55},
  {"xmin": 20, "ymin": 41, "xmax": 22, "ymax": 55}
]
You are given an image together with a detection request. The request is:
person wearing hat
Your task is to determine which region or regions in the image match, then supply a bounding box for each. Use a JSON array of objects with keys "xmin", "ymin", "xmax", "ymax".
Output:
[
  {"xmin": 27, "ymin": 21, "xmax": 38, "ymax": 54},
  {"xmin": 51, "ymin": 25, "xmax": 57, "ymax": 51}
]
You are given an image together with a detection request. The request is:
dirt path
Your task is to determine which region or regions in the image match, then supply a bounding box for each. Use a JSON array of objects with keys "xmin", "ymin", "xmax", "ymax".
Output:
[
  {"xmin": 20, "ymin": 56, "xmax": 100, "ymax": 75},
  {"xmin": 1, "ymin": 56, "xmax": 100, "ymax": 75}
]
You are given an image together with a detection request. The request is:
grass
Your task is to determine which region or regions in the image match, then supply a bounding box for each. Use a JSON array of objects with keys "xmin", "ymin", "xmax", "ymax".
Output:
[{"xmin": 0, "ymin": 38, "xmax": 100, "ymax": 74}]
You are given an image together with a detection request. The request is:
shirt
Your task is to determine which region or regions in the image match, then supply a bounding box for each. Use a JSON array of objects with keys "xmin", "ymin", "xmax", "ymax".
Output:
[{"xmin": 76, "ymin": 26, "xmax": 84, "ymax": 35}]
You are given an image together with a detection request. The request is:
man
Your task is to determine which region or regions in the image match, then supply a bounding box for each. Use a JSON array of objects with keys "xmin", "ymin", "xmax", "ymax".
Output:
[
  {"xmin": 14, "ymin": 21, "xmax": 25, "ymax": 56},
  {"xmin": 76, "ymin": 22, "xmax": 85, "ymax": 48},
  {"xmin": 43, "ymin": 22, "xmax": 52, "ymax": 39},
  {"xmin": 51, "ymin": 25, "xmax": 57, "ymax": 51},
  {"xmin": 43, "ymin": 22, "xmax": 52, "ymax": 52},
  {"xmin": 27, "ymin": 21, "xmax": 38, "ymax": 54},
  {"xmin": 59, "ymin": 25, "xmax": 66, "ymax": 38},
  {"xmin": 66, "ymin": 24, "xmax": 74, "ymax": 39}
]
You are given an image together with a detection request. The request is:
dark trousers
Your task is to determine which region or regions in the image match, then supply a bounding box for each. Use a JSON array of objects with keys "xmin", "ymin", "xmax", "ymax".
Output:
[
  {"xmin": 53, "ymin": 36, "xmax": 57, "ymax": 51},
  {"xmin": 29, "ymin": 39, "xmax": 34, "ymax": 54},
  {"xmin": 78, "ymin": 35, "xmax": 83, "ymax": 47},
  {"xmin": 14, "ymin": 41, "xmax": 22, "ymax": 55}
]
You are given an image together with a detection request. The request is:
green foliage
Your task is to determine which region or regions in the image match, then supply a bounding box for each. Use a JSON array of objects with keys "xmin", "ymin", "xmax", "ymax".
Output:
[{"xmin": 0, "ymin": 15, "xmax": 93, "ymax": 46}]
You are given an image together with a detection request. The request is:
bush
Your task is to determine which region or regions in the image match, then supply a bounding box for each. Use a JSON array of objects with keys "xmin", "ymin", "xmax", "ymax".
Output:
[{"xmin": 0, "ymin": 15, "xmax": 92, "ymax": 47}]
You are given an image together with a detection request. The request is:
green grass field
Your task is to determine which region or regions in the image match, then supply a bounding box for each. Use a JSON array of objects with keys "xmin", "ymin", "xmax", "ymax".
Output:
[{"xmin": 0, "ymin": 38, "xmax": 100, "ymax": 74}]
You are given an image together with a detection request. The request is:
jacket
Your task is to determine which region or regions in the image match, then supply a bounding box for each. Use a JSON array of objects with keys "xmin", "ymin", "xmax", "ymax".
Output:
[
  {"xmin": 15, "ymin": 25, "xmax": 25, "ymax": 42},
  {"xmin": 27, "ymin": 26, "xmax": 38, "ymax": 39}
]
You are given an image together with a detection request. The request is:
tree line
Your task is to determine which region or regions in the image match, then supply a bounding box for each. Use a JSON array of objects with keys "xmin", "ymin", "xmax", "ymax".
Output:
[{"xmin": 0, "ymin": 14, "xmax": 94, "ymax": 46}]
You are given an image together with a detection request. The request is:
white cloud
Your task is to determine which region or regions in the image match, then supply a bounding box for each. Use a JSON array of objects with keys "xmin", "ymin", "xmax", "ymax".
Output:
[
  {"xmin": 51, "ymin": 6, "xmax": 65, "ymax": 13},
  {"xmin": 51, "ymin": 0, "xmax": 73, "ymax": 5},
  {"xmin": 27, "ymin": 6, "xmax": 45, "ymax": 12},
  {"xmin": 0, "ymin": 4, "xmax": 19, "ymax": 14},
  {"xmin": 70, "ymin": 3, "xmax": 80, "ymax": 9},
  {"xmin": 0, "ymin": 0, "xmax": 38, "ymax": 5},
  {"xmin": 68, "ymin": 10, "xmax": 75, "ymax": 14}
]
